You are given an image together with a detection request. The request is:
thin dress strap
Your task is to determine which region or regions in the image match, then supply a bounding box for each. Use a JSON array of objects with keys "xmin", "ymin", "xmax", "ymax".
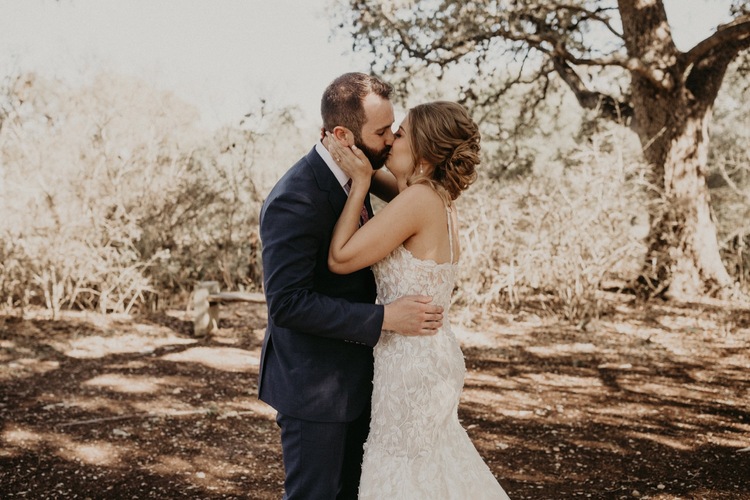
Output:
[{"xmin": 446, "ymin": 206, "xmax": 455, "ymax": 264}]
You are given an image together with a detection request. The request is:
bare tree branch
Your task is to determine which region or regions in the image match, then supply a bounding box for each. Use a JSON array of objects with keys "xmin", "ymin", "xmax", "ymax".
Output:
[
  {"xmin": 551, "ymin": 56, "xmax": 633, "ymax": 122},
  {"xmin": 682, "ymin": 15, "xmax": 750, "ymax": 69},
  {"xmin": 680, "ymin": 16, "xmax": 750, "ymax": 103}
]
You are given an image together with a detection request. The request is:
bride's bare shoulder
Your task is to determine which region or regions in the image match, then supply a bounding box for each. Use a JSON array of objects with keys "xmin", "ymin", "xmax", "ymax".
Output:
[{"xmin": 397, "ymin": 183, "xmax": 444, "ymax": 208}]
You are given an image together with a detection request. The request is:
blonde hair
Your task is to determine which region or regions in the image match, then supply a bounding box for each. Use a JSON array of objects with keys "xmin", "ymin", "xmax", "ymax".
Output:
[{"xmin": 406, "ymin": 101, "xmax": 480, "ymax": 205}]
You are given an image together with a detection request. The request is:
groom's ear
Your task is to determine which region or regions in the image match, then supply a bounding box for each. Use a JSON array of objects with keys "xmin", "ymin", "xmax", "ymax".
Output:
[{"xmin": 332, "ymin": 126, "xmax": 354, "ymax": 146}]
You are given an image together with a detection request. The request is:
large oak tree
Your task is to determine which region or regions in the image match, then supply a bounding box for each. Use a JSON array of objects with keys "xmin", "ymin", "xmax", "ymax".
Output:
[{"xmin": 339, "ymin": 0, "xmax": 750, "ymax": 300}]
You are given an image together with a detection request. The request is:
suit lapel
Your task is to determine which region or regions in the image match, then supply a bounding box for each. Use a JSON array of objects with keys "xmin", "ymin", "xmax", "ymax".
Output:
[
  {"xmin": 307, "ymin": 147, "xmax": 348, "ymax": 217},
  {"xmin": 306, "ymin": 146, "xmax": 374, "ymax": 222}
]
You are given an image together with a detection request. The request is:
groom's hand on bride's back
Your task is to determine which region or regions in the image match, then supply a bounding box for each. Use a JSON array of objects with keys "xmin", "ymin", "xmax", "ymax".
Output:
[{"xmin": 383, "ymin": 296, "xmax": 443, "ymax": 336}]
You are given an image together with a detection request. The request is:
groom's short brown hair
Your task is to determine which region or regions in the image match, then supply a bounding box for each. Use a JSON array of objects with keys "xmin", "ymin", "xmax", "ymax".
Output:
[{"xmin": 321, "ymin": 73, "xmax": 393, "ymax": 139}]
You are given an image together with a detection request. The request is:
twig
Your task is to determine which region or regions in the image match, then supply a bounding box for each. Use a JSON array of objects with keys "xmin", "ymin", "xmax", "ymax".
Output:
[{"xmin": 55, "ymin": 409, "xmax": 214, "ymax": 427}]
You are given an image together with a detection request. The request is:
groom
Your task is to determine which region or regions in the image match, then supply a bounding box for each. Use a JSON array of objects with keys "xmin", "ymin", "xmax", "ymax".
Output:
[{"xmin": 258, "ymin": 72, "xmax": 443, "ymax": 500}]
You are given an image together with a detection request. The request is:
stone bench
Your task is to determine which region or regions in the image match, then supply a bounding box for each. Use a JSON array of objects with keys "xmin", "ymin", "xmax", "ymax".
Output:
[{"xmin": 192, "ymin": 281, "xmax": 265, "ymax": 336}]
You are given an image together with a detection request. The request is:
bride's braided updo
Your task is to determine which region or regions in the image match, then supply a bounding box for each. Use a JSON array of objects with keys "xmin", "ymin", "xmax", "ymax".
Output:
[{"xmin": 406, "ymin": 101, "xmax": 480, "ymax": 204}]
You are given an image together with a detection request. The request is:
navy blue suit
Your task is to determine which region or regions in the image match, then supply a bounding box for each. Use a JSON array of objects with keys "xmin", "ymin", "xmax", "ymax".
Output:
[{"xmin": 258, "ymin": 146, "xmax": 382, "ymax": 499}]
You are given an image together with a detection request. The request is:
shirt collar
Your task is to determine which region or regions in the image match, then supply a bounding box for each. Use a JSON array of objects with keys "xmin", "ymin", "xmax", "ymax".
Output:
[{"xmin": 315, "ymin": 141, "xmax": 350, "ymax": 191}]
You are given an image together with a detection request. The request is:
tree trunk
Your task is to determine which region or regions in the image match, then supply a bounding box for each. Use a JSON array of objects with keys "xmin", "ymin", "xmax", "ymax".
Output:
[
  {"xmin": 618, "ymin": 0, "xmax": 735, "ymax": 299},
  {"xmin": 637, "ymin": 103, "xmax": 734, "ymax": 299}
]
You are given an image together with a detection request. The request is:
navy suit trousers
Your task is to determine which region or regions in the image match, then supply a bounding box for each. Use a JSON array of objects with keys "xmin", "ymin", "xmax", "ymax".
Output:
[{"xmin": 276, "ymin": 404, "xmax": 371, "ymax": 500}]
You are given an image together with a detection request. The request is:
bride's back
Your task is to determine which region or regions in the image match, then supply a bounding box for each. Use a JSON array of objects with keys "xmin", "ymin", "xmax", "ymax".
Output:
[{"xmin": 400, "ymin": 183, "xmax": 460, "ymax": 266}]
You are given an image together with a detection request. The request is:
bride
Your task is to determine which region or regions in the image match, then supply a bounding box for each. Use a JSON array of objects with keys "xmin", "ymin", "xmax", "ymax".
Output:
[{"xmin": 325, "ymin": 101, "xmax": 510, "ymax": 499}]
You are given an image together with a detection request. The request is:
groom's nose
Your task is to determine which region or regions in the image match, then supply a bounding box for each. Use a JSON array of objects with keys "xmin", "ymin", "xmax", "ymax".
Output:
[{"xmin": 384, "ymin": 128, "xmax": 395, "ymax": 145}]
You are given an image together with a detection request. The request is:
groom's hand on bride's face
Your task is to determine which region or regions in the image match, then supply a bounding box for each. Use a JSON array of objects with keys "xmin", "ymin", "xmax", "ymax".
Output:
[{"xmin": 382, "ymin": 295, "xmax": 443, "ymax": 337}]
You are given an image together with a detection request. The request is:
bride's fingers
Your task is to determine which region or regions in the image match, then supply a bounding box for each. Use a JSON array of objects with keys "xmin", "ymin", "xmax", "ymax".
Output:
[
  {"xmin": 351, "ymin": 145, "xmax": 366, "ymax": 159},
  {"xmin": 331, "ymin": 146, "xmax": 342, "ymax": 162},
  {"xmin": 326, "ymin": 135, "xmax": 352, "ymax": 162}
]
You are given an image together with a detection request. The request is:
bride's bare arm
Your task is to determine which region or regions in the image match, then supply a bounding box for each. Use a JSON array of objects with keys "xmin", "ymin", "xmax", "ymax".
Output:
[
  {"xmin": 324, "ymin": 134, "xmax": 428, "ymax": 274},
  {"xmin": 325, "ymin": 135, "xmax": 444, "ymax": 334}
]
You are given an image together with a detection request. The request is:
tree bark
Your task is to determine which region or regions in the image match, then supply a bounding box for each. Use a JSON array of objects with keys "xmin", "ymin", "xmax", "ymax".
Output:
[
  {"xmin": 638, "ymin": 106, "xmax": 734, "ymax": 299},
  {"xmin": 618, "ymin": 0, "xmax": 735, "ymax": 299}
]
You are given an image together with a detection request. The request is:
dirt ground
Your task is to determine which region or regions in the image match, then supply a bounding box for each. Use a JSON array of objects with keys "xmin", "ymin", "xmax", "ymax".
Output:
[{"xmin": 1, "ymin": 293, "xmax": 749, "ymax": 499}]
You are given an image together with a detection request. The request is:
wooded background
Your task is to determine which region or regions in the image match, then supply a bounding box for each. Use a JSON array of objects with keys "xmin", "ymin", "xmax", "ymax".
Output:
[{"xmin": 1, "ymin": 0, "xmax": 748, "ymax": 319}]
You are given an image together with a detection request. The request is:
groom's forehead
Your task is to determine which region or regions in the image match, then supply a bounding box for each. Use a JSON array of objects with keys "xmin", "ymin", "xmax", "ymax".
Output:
[{"xmin": 362, "ymin": 94, "xmax": 394, "ymax": 131}]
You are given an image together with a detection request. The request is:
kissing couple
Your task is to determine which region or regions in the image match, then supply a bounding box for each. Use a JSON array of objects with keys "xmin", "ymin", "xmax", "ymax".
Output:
[{"xmin": 258, "ymin": 72, "xmax": 510, "ymax": 499}]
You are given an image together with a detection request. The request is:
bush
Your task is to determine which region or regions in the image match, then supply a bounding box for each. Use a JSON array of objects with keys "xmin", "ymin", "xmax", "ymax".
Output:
[
  {"xmin": 1, "ymin": 69, "xmax": 747, "ymax": 319},
  {"xmin": 455, "ymin": 125, "xmax": 649, "ymax": 321},
  {"xmin": 0, "ymin": 73, "xmax": 279, "ymax": 314}
]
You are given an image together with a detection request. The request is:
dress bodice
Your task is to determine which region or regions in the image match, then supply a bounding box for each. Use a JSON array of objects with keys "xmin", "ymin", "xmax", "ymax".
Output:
[
  {"xmin": 372, "ymin": 245, "xmax": 457, "ymax": 312},
  {"xmin": 372, "ymin": 205, "xmax": 458, "ymax": 312}
]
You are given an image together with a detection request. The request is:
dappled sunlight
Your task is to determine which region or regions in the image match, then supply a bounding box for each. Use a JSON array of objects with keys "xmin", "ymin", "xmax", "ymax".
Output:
[
  {"xmin": 627, "ymin": 431, "xmax": 694, "ymax": 452},
  {"xmin": 466, "ymin": 371, "xmax": 520, "ymax": 390},
  {"xmin": 3, "ymin": 299, "xmax": 748, "ymax": 498},
  {"xmin": 3, "ymin": 425, "xmax": 44, "ymax": 449},
  {"xmin": 589, "ymin": 402, "xmax": 661, "ymax": 421},
  {"xmin": 524, "ymin": 342, "xmax": 597, "ymax": 357},
  {"xmin": 2, "ymin": 424, "xmax": 125, "ymax": 466},
  {"xmin": 463, "ymin": 387, "xmax": 536, "ymax": 417},
  {"xmin": 717, "ymin": 355, "xmax": 750, "ymax": 372},
  {"xmin": 704, "ymin": 432, "xmax": 750, "ymax": 449},
  {"xmin": 501, "ymin": 469, "xmax": 565, "ymax": 485},
  {"xmin": 160, "ymin": 347, "xmax": 259, "ymax": 372},
  {"xmin": 191, "ymin": 454, "xmax": 250, "ymax": 481},
  {"xmin": 0, "ymin": 340, "xmax": 15, "ymax": 363},
  {"xmin": 620, "ymin": 379, "xmax": 719, "ymax": 400},
  {"xmin": 454, "ymin": 325, "xmax": 527, "ymax": 347},
  {"xmin": 521, "ymin": 372, "xmax": 603, "ymax": 390},
  {"xmin": 564, "ymin": 438, "xmax": 630, "ymax": 455},
  {"xmin": 149, "ymin": 455, "xmax": 196, "ymax": 476},
  {"xmin": 61, "ymin": 440, "xmax": 121, "ymax": 466},
  {"xmin": 2, "ymin": 409, "xmax": 278, "ymax": 495},
  {"xmin": 0, "ymin": 329, "xmax": 68, "ymax": 382},
  {"xmin": 3, "ymin": 357, "xmax": 60, "ymax": 378},
  {"xmin": 128, "ymin": 399, "xmax": 211, "ymax": 416},
  {"xmin": 83, "ymin": 373, "xmax": 164, "ymax": 394},
  {"xmin": 142, "ymin": 446, "xmax": 256, "ymax": 496},
  {"xmin": 80, "ymin": 373, "xmax": 206, "ymax": 398},
  {"xmin": 59, "ymin": 333, "xmax": 196, "ymax": 359},
  {"xmin": 655, "ymin": 308, "xmax": 727, "ymax": 332},
  {"xmin": 225, "ymin": 398, "xmax": 276, "ymax": 419},
  {"xmin": 36, "ymin": 393, "xmax": 134, "ymax": 417},
  {"xmin": 585, "ymin": 408, "xmax": 665, "ymax": 433}
]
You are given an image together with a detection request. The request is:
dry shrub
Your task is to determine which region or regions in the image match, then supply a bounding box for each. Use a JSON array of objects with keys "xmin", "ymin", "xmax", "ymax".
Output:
[
  {"xmin": 2, "ymin": 69, "xmax": 746, "ymax": 319},
  {"xmin": 0, "ymin": 73, "xmax": 293, "ymax": 314},
  {"xmin": 455, "ymin": 126, "xmax": 648, "ymax": 321},
  {"xmin": 709, "ymin": 62, "xmax": 750, "ymax": 291}
]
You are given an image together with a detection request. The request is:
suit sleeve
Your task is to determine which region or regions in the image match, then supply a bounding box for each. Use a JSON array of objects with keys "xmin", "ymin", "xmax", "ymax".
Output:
[{"xmin": 260, "ymin": 189, "xmax": 383, "ymax": 347}]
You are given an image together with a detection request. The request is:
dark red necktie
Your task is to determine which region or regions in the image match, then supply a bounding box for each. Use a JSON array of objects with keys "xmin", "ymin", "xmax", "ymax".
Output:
[{"xmin": 345, "ymin": 179, "xmax": 369, "ymax": 225}]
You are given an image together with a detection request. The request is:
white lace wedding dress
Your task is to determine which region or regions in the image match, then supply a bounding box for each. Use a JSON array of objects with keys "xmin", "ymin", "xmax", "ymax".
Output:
[{"xmin": 359, "ymin": 209, "xmax": 510, "ymax": 499}]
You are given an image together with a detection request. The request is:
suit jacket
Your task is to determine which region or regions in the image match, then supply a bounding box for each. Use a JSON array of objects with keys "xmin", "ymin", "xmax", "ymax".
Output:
[{"xmin": 258, "ymin": 146, "xmax": 383, "ymax": 422}]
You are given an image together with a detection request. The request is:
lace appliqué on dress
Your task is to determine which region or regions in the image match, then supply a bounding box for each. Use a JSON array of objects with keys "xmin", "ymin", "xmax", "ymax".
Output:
[{"xmin": 359, "ymin": 227, "xmax": 510, "ymax": 499}]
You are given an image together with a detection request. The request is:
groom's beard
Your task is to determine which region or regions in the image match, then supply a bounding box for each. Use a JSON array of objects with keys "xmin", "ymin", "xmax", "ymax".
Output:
[{"xmin": 356, "ymin": 142, "xmax": 391, "ymax": 170}]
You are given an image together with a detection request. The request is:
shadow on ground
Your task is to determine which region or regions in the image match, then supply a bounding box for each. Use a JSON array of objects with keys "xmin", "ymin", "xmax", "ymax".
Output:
[{"xmin": 1, "ymin": 296, "xmax": 748, "ymax": 499}]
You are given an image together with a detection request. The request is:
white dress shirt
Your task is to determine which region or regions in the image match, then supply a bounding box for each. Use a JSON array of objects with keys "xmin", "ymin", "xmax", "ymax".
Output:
[{"xmin": 316, "ymin": 141, "xmax": 350, "ymax": 193}]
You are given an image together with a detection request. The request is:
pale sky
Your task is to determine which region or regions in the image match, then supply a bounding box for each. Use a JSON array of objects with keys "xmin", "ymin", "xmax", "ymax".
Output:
[
  {"xmin": 0, "ymin": 0, "xmax": 735, "ymax": 130},
  {"xmin": 0, "ymin": 0, "xmax": 370, "ymax": 129}
]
